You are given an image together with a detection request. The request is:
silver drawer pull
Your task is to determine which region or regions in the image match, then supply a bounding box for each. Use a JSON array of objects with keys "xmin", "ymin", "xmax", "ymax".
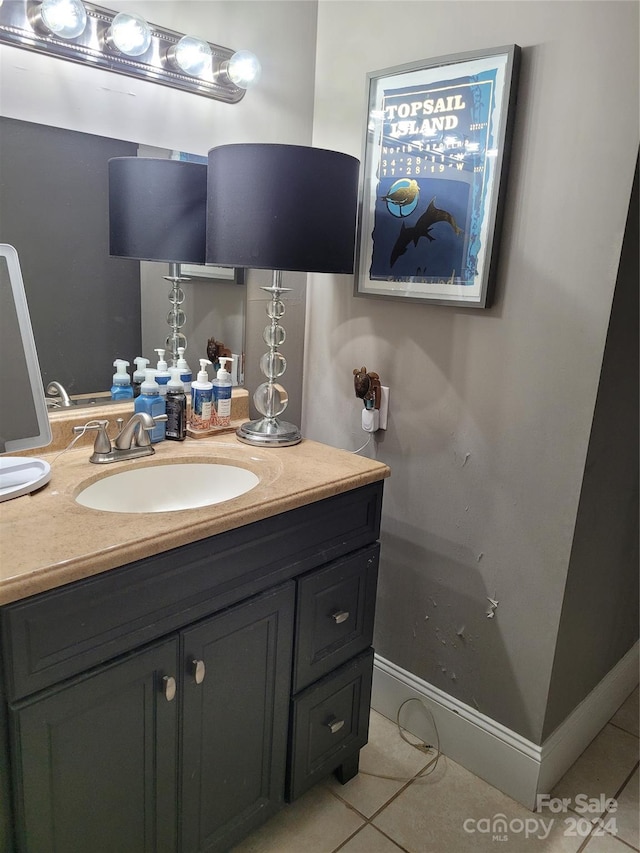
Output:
[
  {"xmin": 332, "ymin": 611, "xmax": 350, "ymax": 624},
  {"xmin": 191, "ymin": 659, "xmax": 206, "ymax": 685},
  {"xmin": 326, "ymin": 717, "xmax": 345, "ymax": 734},
  {"xmin": 162, "ymin": 675, "xmax": 177, "ymax": 702}
]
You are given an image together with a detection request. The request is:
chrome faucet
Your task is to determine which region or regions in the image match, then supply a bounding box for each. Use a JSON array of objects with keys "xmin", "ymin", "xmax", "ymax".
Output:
[
  {"xmin": 74, "ymin": 413, "xmax": 168, "ymax": 464},
  {"xmin": 114, "ymin": 412, "xmax": 160, "ymax": 450},
  {"xmin": 46, "ymin": 380, "xmax": 73, "ymax": 408}
]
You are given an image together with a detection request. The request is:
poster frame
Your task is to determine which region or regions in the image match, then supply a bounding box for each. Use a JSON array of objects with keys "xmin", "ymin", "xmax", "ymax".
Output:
[{"xmin": 354, "ymin": 45, "xmax": 520, "ymax": 308}]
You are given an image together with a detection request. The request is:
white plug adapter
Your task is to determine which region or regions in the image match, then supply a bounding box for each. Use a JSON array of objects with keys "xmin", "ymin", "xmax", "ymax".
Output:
[{"xmin": 362, "ymin": 408, "xmax": 379, "ymax": 432}]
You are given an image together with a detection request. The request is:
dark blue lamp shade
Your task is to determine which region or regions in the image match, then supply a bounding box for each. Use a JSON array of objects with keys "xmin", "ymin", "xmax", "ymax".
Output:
[
  {"xmin": 205, "ymin": 144, "xmax": 360, "ymax": 273},
  {"xmin": 108, "ymin": 158, "xmax": 207, "ymax": 264}
]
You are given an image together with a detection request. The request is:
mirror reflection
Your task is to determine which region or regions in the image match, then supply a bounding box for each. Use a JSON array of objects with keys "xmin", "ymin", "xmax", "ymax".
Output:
[{"xmin": 0, "ymin": 117, "xmax": 245, "ymax": 405}]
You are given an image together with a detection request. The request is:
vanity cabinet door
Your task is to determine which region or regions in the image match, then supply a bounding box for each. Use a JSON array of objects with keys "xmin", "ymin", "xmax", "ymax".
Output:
[
  {"xmin": 180, "ymin": 582, "xmax": 294, "ymax": 853},
  {"xmin": 11, "ymin": 638, "xmax": 179, "ymax": 853}
]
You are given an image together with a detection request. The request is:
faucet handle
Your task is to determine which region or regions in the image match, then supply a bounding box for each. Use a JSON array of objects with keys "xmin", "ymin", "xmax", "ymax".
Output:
[
  {"xmin": 73, "ymin": 420, "xmax": 111, "ymax": 454},
  {"xmin": 134, "ymin": 413, "xmax": 168, "ymax": 447}
]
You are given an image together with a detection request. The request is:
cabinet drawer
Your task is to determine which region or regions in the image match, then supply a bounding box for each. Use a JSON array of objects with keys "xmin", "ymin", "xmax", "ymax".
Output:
[
  {"xmin": 293, "ymin": 545, "xmax": 378, "ymax": 693},
  {"xmin": 287, "ymin": 648, "xmax": 373, "ymax": 801}
]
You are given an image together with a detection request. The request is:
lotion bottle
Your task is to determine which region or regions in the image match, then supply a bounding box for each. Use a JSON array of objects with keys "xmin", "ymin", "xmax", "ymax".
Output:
[
  {"xmin": 154, "ymin": 349, "xmax": 171, "ymax": 396},
  {"xmin": 213, "ymin": 357, "xmax": 232, "ymax": 426},
  {"xmin": 111, "ymin": 359, "xmax": 134, "ymax": 400},
  {"xmin": 134, "ymin": 370, "xmax": 166, "ymax": 443},
  {"xmin": 165, "ymin": 369, "xmax": 187, "ymax": 441},
  {"xmin": 176, "ymin": 347, "xmax": 192, "ymax": 394},
  {"xmin": 132, "ymin": 357, "xmax": 149, "ymax": 398},
  {"xmin": 190, "ymin": 359, "xmax": 213, "ymax": 430}
]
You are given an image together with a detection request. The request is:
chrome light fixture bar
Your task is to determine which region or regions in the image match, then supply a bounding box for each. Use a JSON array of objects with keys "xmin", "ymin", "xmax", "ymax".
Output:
[{"xmin": 0, "ymin": 0, "xmax": 260, "ymax": 103}]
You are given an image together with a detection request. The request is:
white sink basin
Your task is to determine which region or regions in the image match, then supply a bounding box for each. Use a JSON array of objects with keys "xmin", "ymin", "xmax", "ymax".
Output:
[{"xmin": 75, "ymin": 463, "xmax": 260, "ymax": 513}]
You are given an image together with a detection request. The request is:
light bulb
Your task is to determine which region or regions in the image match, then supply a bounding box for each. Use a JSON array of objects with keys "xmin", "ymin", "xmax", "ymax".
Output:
[
  {"xmin": 169, "ymin": 36, "xmax": 212, "ymax": 78},
  {"xmin": 226, "ymin": 50, "xmax": 261, "ymax": 88},
  {"xmin": 107, "ymin": 12, "xmax": 151, "ymax": 57},
  {"xmin": 38, "ymin": 0, "xmax": 87, "ymax": 39}
]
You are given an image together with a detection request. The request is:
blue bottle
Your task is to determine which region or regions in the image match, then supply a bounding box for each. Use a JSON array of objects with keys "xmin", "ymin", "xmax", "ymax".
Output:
[
  {"xmin": 134, "ymin": 370, "xmax": 166, "ymax": 443},
  {"xmin": 111, "ymin": 359, "xmax": 134, "ymax": 400}
]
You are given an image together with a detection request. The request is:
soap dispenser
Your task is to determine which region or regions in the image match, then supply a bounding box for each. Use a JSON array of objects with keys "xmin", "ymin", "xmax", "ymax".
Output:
[
  {"xmin": 134, "ymin": 369, "xmax": 166, "ymax": 443},
  {"xmin": 132, "ymin": 357, "xmax": 150, "ymax": 398},
  {"xmin": 190, "ymin": 359, "xmax": 213, "ymax": 430},
  {"xmin": 111, "ymin": 359, "xmax": 134, "ymax": 400},
  {"xmin": 154, "ymin": 349, "xmax": 171, "ymax": 396},
  {"xmin": 213, "ymin": 357, "xmax": 232, "ymax": 426},
  {"xmin": 176, "ymin": 347, "xmax": 192, "ymax": 394},
  {"xmin": 165, "ymin": 368, "xmax": 187, "ymax": 441}
]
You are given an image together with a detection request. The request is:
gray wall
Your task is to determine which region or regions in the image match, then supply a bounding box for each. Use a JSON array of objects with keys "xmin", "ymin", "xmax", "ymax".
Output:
[
  {"xmin": 542, "ymin": 157, "xmax": 639, "ymax": 738},
  {"xmin": 305, "ymin": 0, "xmax": 639, "ymax": 743}
]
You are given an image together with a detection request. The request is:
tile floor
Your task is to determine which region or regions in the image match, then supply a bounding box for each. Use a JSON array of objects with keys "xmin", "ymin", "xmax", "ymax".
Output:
[{"xmin": 232, "ymin": 687, "xmax": 639, "ymax": 853}]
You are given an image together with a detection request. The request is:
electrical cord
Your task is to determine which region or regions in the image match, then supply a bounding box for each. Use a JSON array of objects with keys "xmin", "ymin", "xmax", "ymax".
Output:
[
  {"xmin": 50, "ymin": 420, "xmax": 104, "ymax": 464},
  {"xmin": 349, "ymin": 435, "xmax": 372, "ymax": 454},
  {"xmin": 359, "ymin": 697, "xmax": 442, "ymax": 781}
]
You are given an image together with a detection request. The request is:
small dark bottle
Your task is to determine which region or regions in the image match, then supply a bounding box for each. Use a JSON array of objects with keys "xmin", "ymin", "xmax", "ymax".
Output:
[{"xmin": 165, "ymin": 369, "xmax": 187, "ymax": 441}]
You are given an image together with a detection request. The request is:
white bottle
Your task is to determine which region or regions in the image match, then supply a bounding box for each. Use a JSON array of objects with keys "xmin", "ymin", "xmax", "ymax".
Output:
[
  {"xmin": 132, "ymin": 356, "xmax": 150, "ymax": 398},
  {"xmin": 111, "ymin": 359, "xmax": 133, "ymax": 400},
  {"xmin": 176, "ymin": 347, "xmax": 192, "ymax": 394},
  {"xmin": 190, "ymin": 359, "xmax": 213, "ymax": 430},
  {"xmin": 213, "ymin": 357, "xmax": 233, "ymax": 426},
  {"xmin": 154, "ymin": 348, "xmax": 171, "ymax": 396}
]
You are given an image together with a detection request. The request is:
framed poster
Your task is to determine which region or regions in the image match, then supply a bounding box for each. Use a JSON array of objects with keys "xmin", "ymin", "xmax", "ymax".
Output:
[{"xmin": 355, "ymin": 45, "xmax": 520, "ymax": 307}]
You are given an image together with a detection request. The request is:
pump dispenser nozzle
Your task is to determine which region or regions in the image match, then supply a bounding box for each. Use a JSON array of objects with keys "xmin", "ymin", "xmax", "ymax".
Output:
[
  {"xmin": 112, "ymin": 359, "xmax": 130, "ymax": 383},
  {"xmin": 217, "ymin": 357, "xmax": 232, "ymax": 378},
  {"xmin": 197, "ymin": 359, "xmax": 212, "ymax": 383},
  {"xmin": 133, "ymin": 357, "xmax": 149, "ymax": 378}
]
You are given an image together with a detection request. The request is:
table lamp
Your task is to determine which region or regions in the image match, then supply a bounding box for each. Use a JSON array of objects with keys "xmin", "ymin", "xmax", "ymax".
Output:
[
  {"xmin": 108, "ymin": 157, "xmax": 207, "ymax": 365},
  {"xmin": 205, "ymin": 143, "xmax": 359, "ymax": 446}
]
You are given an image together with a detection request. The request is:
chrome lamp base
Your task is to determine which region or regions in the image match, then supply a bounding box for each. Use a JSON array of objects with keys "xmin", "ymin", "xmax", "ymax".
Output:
[
  {"xmin": 236, "ymin": 417, "xmax": 301, "ymax": 447},
  {"xmin": 237, "ymin": 269, "xmax": 302, "ymax": 448}
]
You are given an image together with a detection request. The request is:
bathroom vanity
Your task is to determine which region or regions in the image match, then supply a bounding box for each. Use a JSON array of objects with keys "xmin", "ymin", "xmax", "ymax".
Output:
[{"xmin": 0, "ymin": 434, "xmax": 389, "ymax": 852}]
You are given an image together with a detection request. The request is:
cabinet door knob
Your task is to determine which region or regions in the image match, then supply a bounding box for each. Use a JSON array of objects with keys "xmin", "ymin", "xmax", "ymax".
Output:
[
  {"xmin": 191, "ymin": 659, "xmax": 206, "ymax": 685},
  {"xmin": 326, "ymin": 717, "xmax": 345, "ymax": 734},
  {"xmin": 162, "ymin": 675, "xmax": 177, "ymax": 702},
  {"xmin": 332, "ymin": 610, "xmax": 350, "ymax": 624}
]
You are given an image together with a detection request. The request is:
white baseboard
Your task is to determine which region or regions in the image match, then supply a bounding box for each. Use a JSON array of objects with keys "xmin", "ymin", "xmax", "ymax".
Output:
[
  {"xmin": 371, "ymin": 641, "xmax": 639, "ymax": 811},
  {"xmin": 538, "ymin": 641, "xmax": 639, "ymax": 795}
]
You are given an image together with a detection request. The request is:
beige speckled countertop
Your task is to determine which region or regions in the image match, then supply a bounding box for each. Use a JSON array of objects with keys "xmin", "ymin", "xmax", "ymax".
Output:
[{"xmin": 0, "ymin": 433, "xmax": 389, "ymax": 606}]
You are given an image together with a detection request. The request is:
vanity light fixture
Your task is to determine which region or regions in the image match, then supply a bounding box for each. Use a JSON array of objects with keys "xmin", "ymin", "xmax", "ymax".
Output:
[
  {"xmin": 105, "ymin": 11, "xmax": 151, "ymax": 57},
  {"xmin": 206, "ymin": 144, "xmax": 360, "ymax": 447},
  {"xmin": 167, "ymin": 35, "xmax": 212, "ymax": 78},
  {"xmin": 223, "ymin": 49, "xmax": 262, "ymax": 89},
  {"xmin": 0, "ymin": 1, "xmax": 259, "ymax": 103},
  {"xmin": 31, "ymin": 0, "xmax": 87, "ymax": 39}
]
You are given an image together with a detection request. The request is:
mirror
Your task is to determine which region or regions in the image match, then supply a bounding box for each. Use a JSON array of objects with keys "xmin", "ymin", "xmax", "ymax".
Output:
[
  {"xmin": 0, "ymin": 117, "xmax": 245, "ymax": 402},
  {"xmin": 0, "ymin": 244, "xmax": 52, "ymax": 453}
]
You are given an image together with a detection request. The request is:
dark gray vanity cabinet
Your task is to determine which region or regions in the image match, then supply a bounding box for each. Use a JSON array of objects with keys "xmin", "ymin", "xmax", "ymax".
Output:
[
  {"xmin": 179, "ymin": 586, "xmax": 294, "ymax": 853},
  {"xmin": 12, "ymin": 638, "xmax": 180, "ymax": 853},
  {"xmin": 0, "ymin": 480, "xmax": 384, "ymax": 853},
  {"xmin": 10, "ymin": 584, "xmax": 294, "ymax": 853}
]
